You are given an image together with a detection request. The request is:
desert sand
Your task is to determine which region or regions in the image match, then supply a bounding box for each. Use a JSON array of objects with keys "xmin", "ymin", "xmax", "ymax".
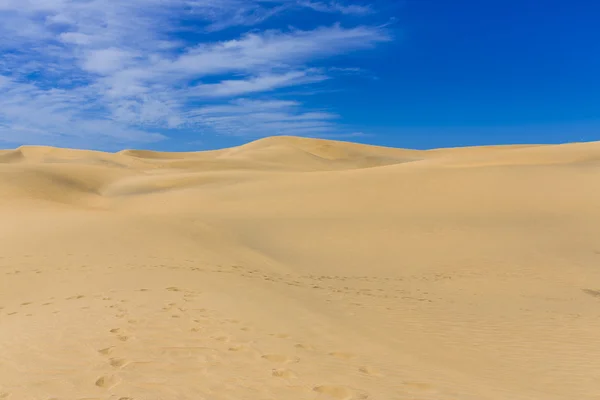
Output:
[{"xmin": 1, "ymin": 136, "xmax": 600, "ymax": 400}]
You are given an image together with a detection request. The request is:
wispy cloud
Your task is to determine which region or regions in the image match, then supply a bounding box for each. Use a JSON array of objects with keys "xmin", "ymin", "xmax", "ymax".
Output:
[
  {"xmin": 188, "ymin": 71, "xmax": 329, "ymax": 97},
  {"xmin": 185, "ymin": 99, "xmax": 342, "ymax": 137},
  {"xmin": 0, "ymin": 0, "xmax": 390, "ymax": 148},
  {"xmin": 0, "ymin": 76, "xmax": 165, "ymax": 146},
  {"xmin": 298, "ymin": 1, "xmax": 373, "ymax": 15}
]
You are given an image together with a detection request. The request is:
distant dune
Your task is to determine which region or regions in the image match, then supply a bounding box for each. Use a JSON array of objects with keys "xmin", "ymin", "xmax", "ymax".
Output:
[{"xmin": 1, "ymin": 136, "xmax": 600, "ymax": 400}]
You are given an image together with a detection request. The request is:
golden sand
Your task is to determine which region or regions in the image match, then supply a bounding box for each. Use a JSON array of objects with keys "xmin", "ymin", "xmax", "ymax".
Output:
[{"xmin": 1, "ymin": 136, "xmax": 600, "ymax": 399}]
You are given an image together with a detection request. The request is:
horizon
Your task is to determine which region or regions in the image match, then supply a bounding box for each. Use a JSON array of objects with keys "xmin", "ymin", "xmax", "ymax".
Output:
[
  {"xmin": 3, "ymin": 134, "xmax": 599, "ymax": 154},
  {"xmin": 1, "ymin": 0, "xmax": 599, "ymax": 152}
]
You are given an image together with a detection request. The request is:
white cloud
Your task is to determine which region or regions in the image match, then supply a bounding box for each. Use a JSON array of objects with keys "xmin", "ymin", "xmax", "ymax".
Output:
[
  {"xmin": 59, "ymin": 32, "xmax": 93, "ymax": 45},
  {"xmin": 0, "ymin": 0, "xmax": 389, "ymax": 148},
  {"xmin": 189, "ymin": 99, "xmax": 302, "ymax": 115},
  {"xmin": 185, "ymin": 98, "xmax": 343, "ymax": 137},
  {"xmin": 0, "ymin": 75, "xmax": 11, "ymax": 89},
  {"xmin": 83, "ymin": 48, "xmax": 135, "ymax": 75},
  {"xmin": 170, "ymin": 24, "xmax": 387, "ymax": 75},
  {"xmin": 0, "ymin": 79, "xmax": 164, "ymax": 146},
  {"xmin": 189, "ymin": 71, "xmax": 328, "ymax": 97},
  {"xmin": 299, "ymin": 1, "xmax": 373, "ymax": 15},
  {"xmin": 97, "ymin": 24, "xmax": 388, "ymax": 97}
]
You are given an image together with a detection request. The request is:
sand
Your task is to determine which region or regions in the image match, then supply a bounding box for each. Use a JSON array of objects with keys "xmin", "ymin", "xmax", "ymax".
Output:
[{"xmin": 1, "ymin": 136, "xmax": 600, "ymax": 400}]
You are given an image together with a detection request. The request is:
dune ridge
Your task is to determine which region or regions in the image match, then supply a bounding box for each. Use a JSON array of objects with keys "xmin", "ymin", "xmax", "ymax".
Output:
[{"xmin": 1, "ymin": 136, "xmax": 600, "ymax": 400}]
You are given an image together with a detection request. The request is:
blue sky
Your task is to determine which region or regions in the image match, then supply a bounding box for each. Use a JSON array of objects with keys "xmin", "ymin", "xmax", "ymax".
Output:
[{"xmin": 0, "ymin": 0, "xmax": 598, "ymax": 151}]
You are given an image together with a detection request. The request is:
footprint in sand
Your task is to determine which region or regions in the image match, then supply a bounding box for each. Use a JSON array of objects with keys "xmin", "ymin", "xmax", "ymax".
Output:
[
  {"xmin": 95, "ymin": 375, "xmax": 120, "ymax": 389},
  {"xmin": 272, "ymin": 368, "xmax": 297, "ymax": 379},
  {"xmin": 98, "ymin": 347, "xmax": 115, "ymax": 356},
  {"xmin": 294, "ymin": 343, "xmax": 315, "ymax": 351},
  {"xmin": 109, "ymin": 328, "xmax": 131, "ymax": 341},
  {"xmin": 109, "ymin": 358, "xmax": 129, "ymax": 368},
  {"xmin": 0, "ymin": 392, "xmax": 11, "ymax": 399},
  {"xmin": 228, "ymin": 344, "xmax": 251, "ymax": 352},
  {"xmin": 313, "ymin": 385, "xmax": 353, "ymax": 399},
  {"xmin": 358, "ymin": 366, "xmax": 380, "ymax": 376}
]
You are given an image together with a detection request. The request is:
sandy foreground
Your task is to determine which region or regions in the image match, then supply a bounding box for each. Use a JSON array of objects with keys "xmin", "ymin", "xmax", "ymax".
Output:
[{"xmin": 1, "ymin": 136, "xmax": 600, "ymax": 400}]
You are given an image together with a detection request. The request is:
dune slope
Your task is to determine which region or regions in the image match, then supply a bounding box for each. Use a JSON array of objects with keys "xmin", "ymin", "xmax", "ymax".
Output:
[{"xmin": 1, "ymin": 136, "xmax": 600, "ymax": 400}]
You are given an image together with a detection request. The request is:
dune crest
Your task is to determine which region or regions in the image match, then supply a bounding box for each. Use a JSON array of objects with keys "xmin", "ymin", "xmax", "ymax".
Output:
[{"xmin": 1, "ymin": 136, "xmax": 600, "ymax": 400}]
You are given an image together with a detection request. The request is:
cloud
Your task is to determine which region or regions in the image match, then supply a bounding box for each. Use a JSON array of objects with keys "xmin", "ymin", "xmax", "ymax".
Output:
[
  {"xmin": 0, "ymin": 75, "xmax": 11, "ymax": 89},
  {"xmin": 188, "ymin": 71, "xmax": 328, "ymax": 97},
  {"xmin": 59, "ymin": 32, "xmax": 93, "ymax": 45},
  {"xmin": 183, "ymin": 98, "xmax": 344, "ymax": 137},
  {"xmin": 153, "ymin": 24, "xmax": 389, "ymax": 79},
  {"xmin": 185, "ymin": 0, "xmax": 374, "ymax": 31},
  {"xmin": 0, "ymin": 78, "xmax": 164, "ymax": 147},
  {"xmin": 0, "ymin": 0, "xmax": 389, "ymax": 148},
  {"xmin": 299, "ymin": 1, "xmax": 373, "ymax": 15},
  {"xmin": 83, "ymin": 48, "xmax": 136, "ymax": 75}
]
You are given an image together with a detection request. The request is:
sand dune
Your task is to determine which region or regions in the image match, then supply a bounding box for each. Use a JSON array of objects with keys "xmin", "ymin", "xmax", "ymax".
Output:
[{"xmin": 1, "ymin": 136, "xmax": 600, "ymax": 400}]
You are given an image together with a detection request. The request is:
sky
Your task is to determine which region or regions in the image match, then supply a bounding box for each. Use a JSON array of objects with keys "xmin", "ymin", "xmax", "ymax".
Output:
[{"xmin": 0, "ymin": 0, "xmax": 598, "ymax": 151}]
